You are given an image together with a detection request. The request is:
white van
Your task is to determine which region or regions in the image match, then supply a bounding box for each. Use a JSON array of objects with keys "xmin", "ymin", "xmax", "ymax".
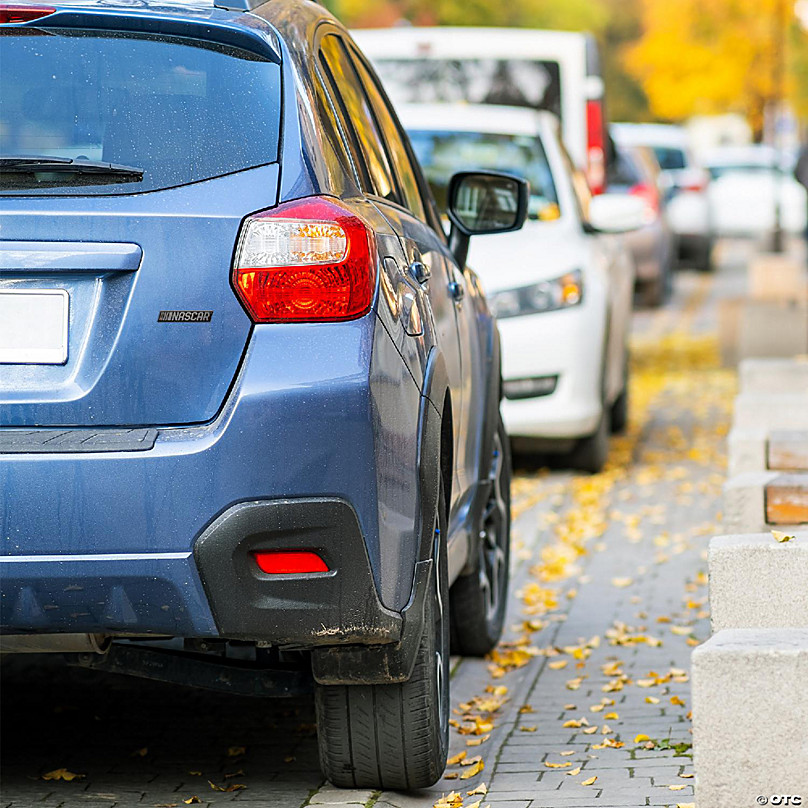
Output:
[{"xmin": 352, "ymin": 26, "xmax": 609, "ymax": 193}]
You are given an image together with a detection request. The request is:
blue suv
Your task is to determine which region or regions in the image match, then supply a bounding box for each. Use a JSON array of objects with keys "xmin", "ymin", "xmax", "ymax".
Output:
[{"xmin": 0, "ymin": 0, "xmax": 527, "ymax": 789}]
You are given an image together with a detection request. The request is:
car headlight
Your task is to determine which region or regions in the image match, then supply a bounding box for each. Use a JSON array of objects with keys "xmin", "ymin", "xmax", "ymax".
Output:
[{"xmin": 488, "ymin": 270, "xmax": 583, "ymax": 319}]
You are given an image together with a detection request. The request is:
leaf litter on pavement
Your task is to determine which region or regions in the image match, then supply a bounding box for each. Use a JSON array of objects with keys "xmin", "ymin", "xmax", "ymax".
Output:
[{"xmin": 435, "ymin": 313, "xmax": 733, "ymax": 806}]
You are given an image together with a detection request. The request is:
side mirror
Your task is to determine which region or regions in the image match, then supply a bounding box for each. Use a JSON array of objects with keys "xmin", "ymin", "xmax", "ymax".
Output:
[
  {"xmin": 447, "ymin": 170, "xmax": 529, "ymax": 267},
  {"xmin": 586, "ymin": 193, "xmax": 647, "ymax": 234}
]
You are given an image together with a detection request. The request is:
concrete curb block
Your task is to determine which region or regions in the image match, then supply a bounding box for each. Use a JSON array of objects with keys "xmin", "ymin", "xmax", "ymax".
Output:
[
  {"xmin": 733, "ymin": 392, "xmax": 808, "ymax": 431},
  {"xmin": 709, "ymin": 533, "xmax": 808, "ymax": 632},
  {"xmin": 692, "ymin": 628, "xmax": 808, "ymax": 807},
  {"xmin": 740, "ymin": 357, "xmax": 808, "ymax": 395}
]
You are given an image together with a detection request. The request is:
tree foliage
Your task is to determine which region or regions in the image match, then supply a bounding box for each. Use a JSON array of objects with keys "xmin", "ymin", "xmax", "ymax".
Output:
[
  {"xmin": 328, "ymin": 0, "xmax": 607, "ymax": 34},
  {"xmin": 625, "ymin": 0, "xmax": 808, "ymax": 136}
]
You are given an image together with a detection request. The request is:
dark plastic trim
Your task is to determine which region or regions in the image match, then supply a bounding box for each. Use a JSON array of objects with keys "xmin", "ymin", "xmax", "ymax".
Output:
[
  {"xmin": 0, "ymin": 428, "xmax": 157, "ymax": 453},
  {"xmin": 193, "ymin": 498, "xmax": 402, "ymax": 646}
]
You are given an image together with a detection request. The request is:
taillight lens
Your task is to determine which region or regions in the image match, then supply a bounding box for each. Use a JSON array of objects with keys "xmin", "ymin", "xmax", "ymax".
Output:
[
  {"xmin": 0, "ymin": 5, "xmax": 54, "ymax": 22},
  {"xmin": 586, "ymin": 98, "xmax": 606, "ymax": 196},
  {"xmin": 233, "ymin": 197, "xmax": 376, "ymax": 323}
]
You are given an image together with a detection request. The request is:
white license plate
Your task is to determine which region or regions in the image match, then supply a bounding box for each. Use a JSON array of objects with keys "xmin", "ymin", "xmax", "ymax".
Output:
[{"xmin": 0, "ymin": 289, "xmax": 69, "ymax": 365}]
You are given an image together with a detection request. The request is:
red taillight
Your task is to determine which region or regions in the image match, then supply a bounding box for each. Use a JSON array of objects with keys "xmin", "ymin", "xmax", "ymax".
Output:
[
  {"xmin": 253, "ymin": 550, "xmax": 329, "ymax": 575},
  {"xmin": 586, "ymin": 98, "xmax": 606, "ymax": 196},
  {"xmin": 232, "ymin": 197, "xmax": 376, "ymax": 323},
  {"xmin": 0, "ymin": 5, "xmax": 54, "ymax": 22},
  {"xmin": 680, "ymin": 180, "xmax": 707, "ymax": 193},
  {"xmin": 629, "ymin": 182, "xmax": 660, "ymax": 216}
]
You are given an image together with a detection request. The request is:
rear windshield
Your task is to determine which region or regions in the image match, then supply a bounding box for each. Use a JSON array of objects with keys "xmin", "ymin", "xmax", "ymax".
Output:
[
  {"xmin": 0, "ymin": 30, "xmax": 281, "ymax": 195},
  {"xmin": 408, "ymin": 130, "xmax": 560, "ymax": 221},
  {"xmin": 373, "ymin": 59, "xmax": 562, "ymax": 119},
  {"xmin": 651, "ymin": 146, "xmax": 687, "ymax": 171}
]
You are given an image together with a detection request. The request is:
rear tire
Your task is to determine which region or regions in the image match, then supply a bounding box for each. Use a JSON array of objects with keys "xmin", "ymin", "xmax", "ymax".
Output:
[
  {"xmin": 450, "ymin": 414, "xmax": 511, "ymax": 656},
  {"xmin": 640, "ymin": 275, "xmax": 665, "ymax": 308},
  {"xmin": 610, "ymin": 350, "xmax": 630, "ymax": 435},
  {"xmin": 314, "ymin": 484, "xmax": 450, "ymax": 790},
  {"xmin": 696, "ymin": 238, "xmax": 715, "ymax": 272}
]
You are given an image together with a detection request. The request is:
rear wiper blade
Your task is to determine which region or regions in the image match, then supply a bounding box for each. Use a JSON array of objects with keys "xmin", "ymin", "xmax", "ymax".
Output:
[{"xmin": 0, "ymin": 156, "xmax": 144, "ymax": 178}]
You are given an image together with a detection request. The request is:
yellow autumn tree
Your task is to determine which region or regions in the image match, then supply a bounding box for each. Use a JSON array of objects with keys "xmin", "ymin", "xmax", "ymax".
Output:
[
  {"xmin": 626, "ymin": 0, "xmax": 808, "ymax": 136},
  {"xmin": 328, "ymin": 0, "xmax": 607, "ymax": 33}
]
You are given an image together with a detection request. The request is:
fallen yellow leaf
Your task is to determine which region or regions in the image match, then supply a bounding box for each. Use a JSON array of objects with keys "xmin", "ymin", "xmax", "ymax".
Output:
[
  {"xmin": 460, "ymin": 759, "xmax": 484, "ymax": 779},
  {"xmin": 447, "ymin": 751, "xmax": 466, "ymax": 765},
  {"xmin": 581, "ymin": 776, "xmax": 598, "ymax": 786},
  {"xmin": 634, "ymin": 734, "xmax": 650, "ymax": 743},
  {"xmin": 41, "ymin": 769, "xmax": 85, "ymax": 782},
  {"xmin": 772, "ymin": 530, "xmax": 795, "ymax": 543}
]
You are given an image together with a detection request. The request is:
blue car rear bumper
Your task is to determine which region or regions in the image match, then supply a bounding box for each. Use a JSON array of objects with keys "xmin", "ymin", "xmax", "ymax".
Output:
[{"xmin": 0, "ymin": 321, "xmax": 418, "ymax": 646}]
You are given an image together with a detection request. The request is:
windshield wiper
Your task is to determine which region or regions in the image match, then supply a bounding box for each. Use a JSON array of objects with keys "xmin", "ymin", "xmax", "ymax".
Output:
[{"xmin": 0, "ymin": 156, "xmax": 144, "ymax": 179}]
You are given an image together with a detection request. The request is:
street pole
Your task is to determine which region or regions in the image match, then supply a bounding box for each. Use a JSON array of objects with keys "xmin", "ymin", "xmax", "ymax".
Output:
[{"xmin": 771, "ymin": 0, "xmax": 787, "ymax": 253}]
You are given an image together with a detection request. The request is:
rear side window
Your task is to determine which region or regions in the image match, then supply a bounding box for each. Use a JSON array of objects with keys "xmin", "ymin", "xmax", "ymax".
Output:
[
  {"xmin": 319, "ymin": 34, "xmax": 398, "ymax": 202},
  {"xmin": 0, "ymin": 31, "xmax": 281, "ymax": 195},
  {"xmin": 350, "ymin": 54, "xmax": 426, "ymax": 221}
]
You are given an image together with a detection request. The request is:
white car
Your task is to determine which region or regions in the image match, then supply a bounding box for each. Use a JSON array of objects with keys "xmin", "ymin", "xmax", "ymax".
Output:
[
  {"xmin": 352, "ymin": 27, "xmax": 610, "ymax": 194},
  {"xmin": 612, "ymin": 122, "xmax": 715, "ymax": 271},
  {"xmin": 702, "ymin": 145, "xmax": 808, "ymax": 237},
  {"xmin": 398, "ymin": 104, "xmax": 640, "ymax": 472}
]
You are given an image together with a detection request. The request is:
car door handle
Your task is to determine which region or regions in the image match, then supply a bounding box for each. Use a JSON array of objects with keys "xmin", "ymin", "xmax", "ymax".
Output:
[
  {"xmin": 408, "ymin": 260, "xmax": 430, "ymax": 285},
  {"xmin": 449, "ymin": 280, "xmax": 465, "ymax": 302}
]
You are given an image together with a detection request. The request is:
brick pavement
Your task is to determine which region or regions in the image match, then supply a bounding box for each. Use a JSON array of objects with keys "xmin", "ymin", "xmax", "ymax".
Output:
[{"xmin": 0, "ymin": 261, "xmax": 741, "ymax": 808}]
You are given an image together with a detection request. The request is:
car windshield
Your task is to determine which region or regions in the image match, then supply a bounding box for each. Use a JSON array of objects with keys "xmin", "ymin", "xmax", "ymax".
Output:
[
  {"xmin": 0, "ymin": 30, "xmax": 282, "ymax": 195},
  {"xmin": 407, "ymin": 129, "xmax": 560, "ymax": 221}
]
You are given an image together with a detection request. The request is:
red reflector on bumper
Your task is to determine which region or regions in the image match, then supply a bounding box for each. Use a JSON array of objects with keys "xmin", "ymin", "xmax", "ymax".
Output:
[{"xmin": 253, "ymin": 550, "xmax": 329, "ymax": 574}]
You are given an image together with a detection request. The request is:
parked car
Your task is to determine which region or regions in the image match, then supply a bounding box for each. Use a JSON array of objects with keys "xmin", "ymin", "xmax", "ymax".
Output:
[
  {"xmin": 612, "ymin": 122, "xmax": 715, "ymax": 271},
  {"xmin": 352, "ymin": 26, "xmax": 611, "ymax": 194},
  {"xmin": 398, "ymin": 103, "xmax": 641, "ymax": 472},
  {"xmin": 606, "ymin": 138, "xmax": 675, "ymax": 307},
  {"xmin": 702, "ymin": 144, "xmax": 808, "ymax": 238},
  {"xmin": 0, "ymin": 0, "xmax": 528, "ymax": 790}
]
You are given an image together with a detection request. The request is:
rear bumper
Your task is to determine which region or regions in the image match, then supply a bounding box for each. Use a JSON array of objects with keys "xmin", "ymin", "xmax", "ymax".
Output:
[{"xmin": 0, "ymin": 321, "xmax": 423, "ymax": 647}]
